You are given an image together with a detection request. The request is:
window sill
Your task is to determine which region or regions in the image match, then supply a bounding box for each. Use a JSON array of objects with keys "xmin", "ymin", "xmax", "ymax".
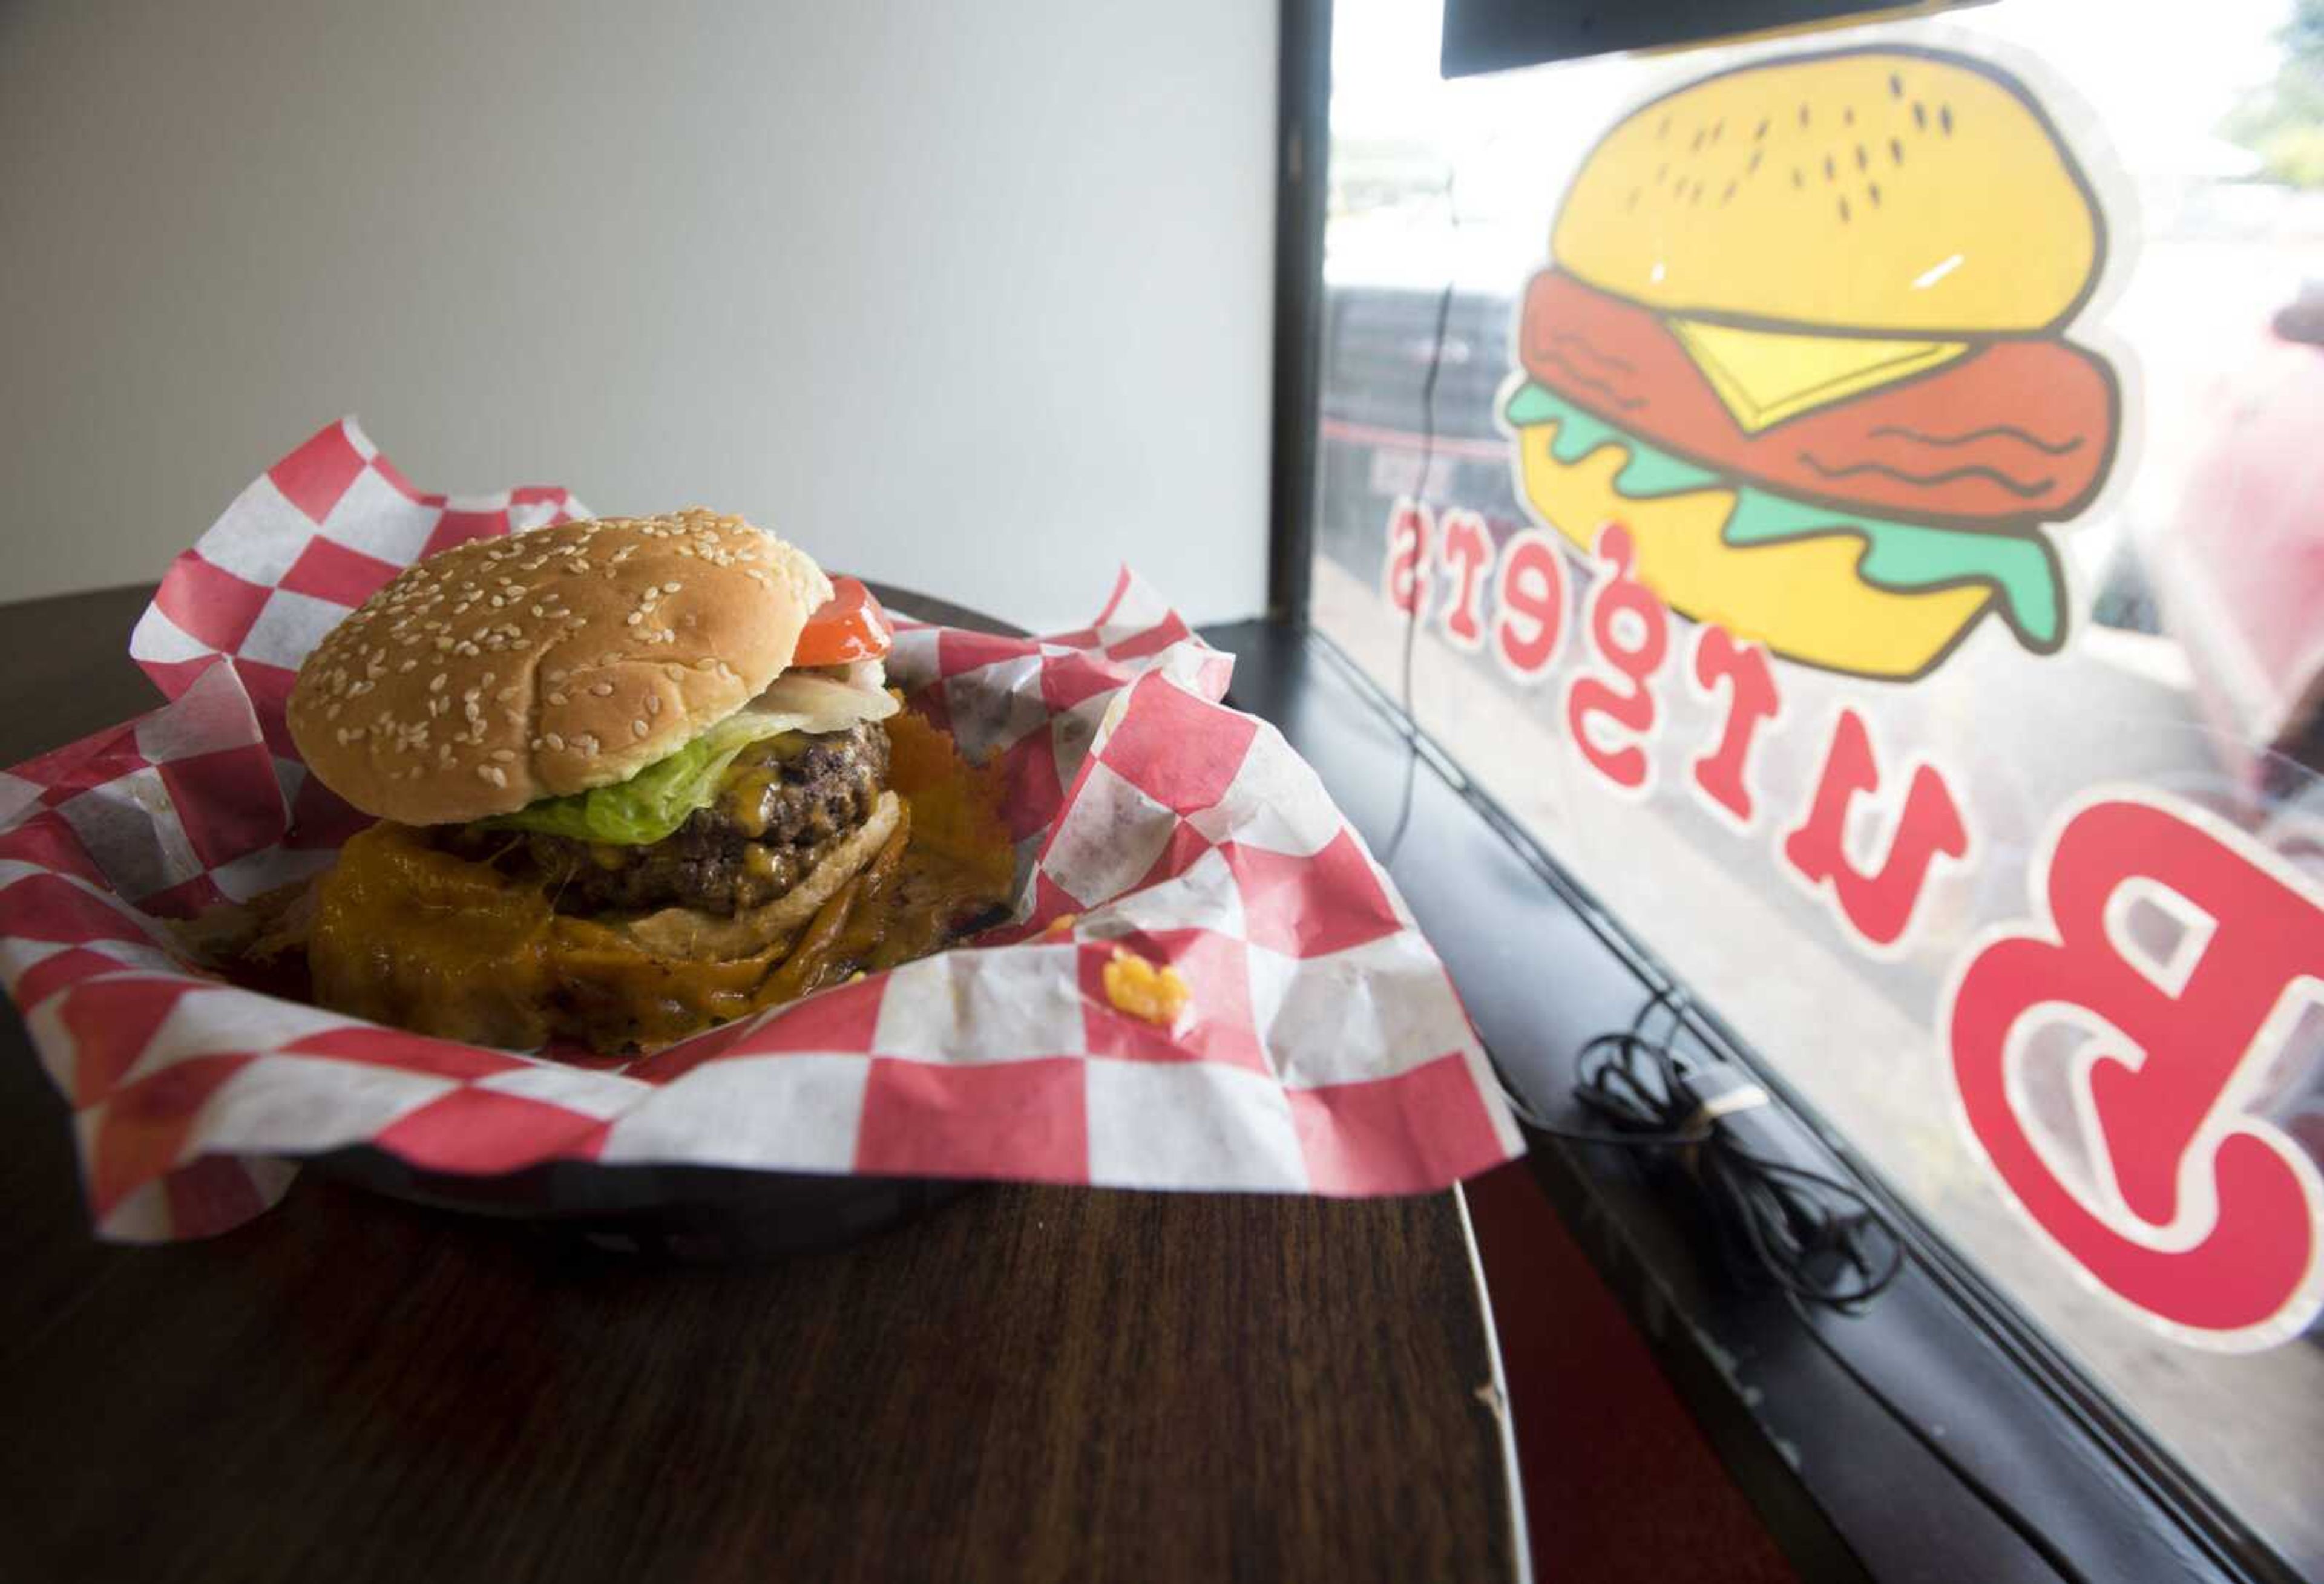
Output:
[{"xmin": 1203, "ymin": 615, "xmax": 2271, "ymax": 1584}]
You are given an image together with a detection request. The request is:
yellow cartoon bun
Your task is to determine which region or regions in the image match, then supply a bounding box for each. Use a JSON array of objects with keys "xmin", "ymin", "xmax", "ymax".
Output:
[{"xmin": 1552, "ymin": 50, "xmax": 2099, "ymax": 335}]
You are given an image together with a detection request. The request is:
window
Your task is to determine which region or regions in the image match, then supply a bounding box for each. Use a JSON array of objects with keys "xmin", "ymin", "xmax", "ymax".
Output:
[{"xmin": 1311, "ymin": 0, "xmax": 2324, "ymax": 1574}]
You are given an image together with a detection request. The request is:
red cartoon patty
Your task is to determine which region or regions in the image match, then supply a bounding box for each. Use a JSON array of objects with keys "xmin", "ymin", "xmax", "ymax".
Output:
[{"xmin": 1517, "ymin": 270, "xmax": 2116, "ymax": 527}]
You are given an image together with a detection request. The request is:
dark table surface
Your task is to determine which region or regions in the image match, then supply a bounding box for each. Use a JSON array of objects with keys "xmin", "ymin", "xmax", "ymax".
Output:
[{"xmin": 0, "ymin": 581, "xmax": 1518, "ymax": 1584}]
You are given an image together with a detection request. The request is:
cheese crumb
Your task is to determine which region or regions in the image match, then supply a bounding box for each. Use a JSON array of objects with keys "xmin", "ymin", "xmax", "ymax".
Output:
[{"xmin": 1101, "ymin": 948, "xmax": 1192, "ymax": 1029}]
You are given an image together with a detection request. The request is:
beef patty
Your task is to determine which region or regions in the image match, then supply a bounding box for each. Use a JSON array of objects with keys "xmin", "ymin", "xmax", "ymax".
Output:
[{"xmin": 478, "ymin": 722, "xmax": 890, "ymax": 917}]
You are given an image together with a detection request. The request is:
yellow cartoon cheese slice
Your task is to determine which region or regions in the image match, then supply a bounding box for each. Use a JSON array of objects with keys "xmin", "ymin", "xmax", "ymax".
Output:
[{"xmin": 1664, "ymin": 318, "xmax": 1968, "ymax": 432}]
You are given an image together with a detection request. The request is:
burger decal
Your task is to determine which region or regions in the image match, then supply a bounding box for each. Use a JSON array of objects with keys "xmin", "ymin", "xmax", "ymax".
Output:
[{"xmin": 1502, "ymin": 47, "xmax": 2122, "ymax": 681}]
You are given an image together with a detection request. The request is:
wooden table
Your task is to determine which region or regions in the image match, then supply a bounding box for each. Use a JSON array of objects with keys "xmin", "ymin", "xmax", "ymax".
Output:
[{"xmin": 0, "ymin": 583, "xmax": 1518, "ymax": 1584}]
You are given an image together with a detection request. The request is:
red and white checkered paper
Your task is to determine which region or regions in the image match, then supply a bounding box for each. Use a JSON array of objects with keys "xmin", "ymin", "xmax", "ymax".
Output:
[{"xmin": 0, "ymin": 419, "xmax": 1521, "ymax": 1240}]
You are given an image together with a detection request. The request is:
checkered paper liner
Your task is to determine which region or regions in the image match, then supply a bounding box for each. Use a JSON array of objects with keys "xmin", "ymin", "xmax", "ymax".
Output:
[{"xmin": 0, "ymin": 420, "xmax": 1522, "ymax": 1240}]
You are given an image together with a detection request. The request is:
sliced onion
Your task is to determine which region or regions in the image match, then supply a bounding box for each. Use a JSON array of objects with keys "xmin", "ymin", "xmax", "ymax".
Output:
[{"xmin": 730, "ymin": 667, "xmax": 898, "ymax": 739}]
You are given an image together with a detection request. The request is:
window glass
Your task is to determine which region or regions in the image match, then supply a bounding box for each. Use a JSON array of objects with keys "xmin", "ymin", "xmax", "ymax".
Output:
[{"xmin": 1316, "ymin": 1, "xmax": 2324, "ymax": 1571}]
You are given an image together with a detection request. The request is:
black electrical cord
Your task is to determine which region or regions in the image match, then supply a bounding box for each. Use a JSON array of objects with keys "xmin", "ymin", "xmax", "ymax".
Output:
[
  {"xmin": 1512, "ymin": 988, "xmax": 1902, "ymax": 1307},
  {"xmin": 1377, "ymin": 273, "xmax": 1456, "ymax": 869},
  {"xmin": 1509, "ymin": 990, "xmax": 2096, "ymax": 1584},
  {"xmin": 1379, "ymin": 179, "xmax": 1461, "ymax": 871}
]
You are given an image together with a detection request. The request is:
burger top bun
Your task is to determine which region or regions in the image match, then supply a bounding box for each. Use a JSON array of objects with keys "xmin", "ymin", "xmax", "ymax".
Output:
[
  {"xmin": 287, "ymin": 511, "xmax": 833, "ymax": 826},
  {"xmin": 1551, "ymin": 50, "xmax": 2100, "ymax": 336}
]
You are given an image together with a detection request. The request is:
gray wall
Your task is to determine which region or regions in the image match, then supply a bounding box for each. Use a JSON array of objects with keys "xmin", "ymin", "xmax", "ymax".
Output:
[{"xmin": 0, "ymin": 2, "xmax": 1278, "ymax": 629}]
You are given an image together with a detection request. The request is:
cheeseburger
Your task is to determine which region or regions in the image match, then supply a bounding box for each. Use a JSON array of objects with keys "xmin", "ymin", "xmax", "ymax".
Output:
[
  {"xmin": 1503, "ymin": 48, "xmax": 2120, "ymax": 679},
  {"xmin": 284, "ymin": 510, "xmax": 1006, "ymax": 1055}
]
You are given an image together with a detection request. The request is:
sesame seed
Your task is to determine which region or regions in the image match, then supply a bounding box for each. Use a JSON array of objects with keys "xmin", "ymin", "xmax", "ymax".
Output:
[
  {"xmin": 491, "ymin": 748, "xmax": 516, "ymax": 762},
  {"xmin": 478, "ymin": 765, "xmax": 507, "ymax": 786},
  {"xmin": 428, "ymin": 674, "xmax": 447, "ymax": 692},
  {"xmin": 545, "ymin": 732, "xmax": 565, "ymax": 750},
  {"xmin": 632, "ymin": 719, "xmax": 648, "ymax": 738},
  {"xmin": 646, "ymin": 694, "xmax": 661, "ymax": 715},
  {"xmin": 591, "ymin": 681, "xmax": 614, "ymax": 696}
]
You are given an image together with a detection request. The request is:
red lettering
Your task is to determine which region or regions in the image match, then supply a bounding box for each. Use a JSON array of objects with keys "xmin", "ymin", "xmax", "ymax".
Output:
[
  {"xmin": 1782, "ymin": 707, "xmax": 1968, "ymax": 949},
  {"xmin": 1437, "ymin": 509, "xmax": 1492, "ymax": 652},
  {"xmin": 1491, "ymin": 529, "xmax": 1567, "ymax": 681},
  {"xmin": 1563, "ymin": 523, "xmax": 1666, "ymax": 793},
  {"xmin": 1689, "ymin": 625, "xmax": 1781, "ymax": 828},
  {"xmin": 1947, "ymin": 794, "xmax": 2324, "ymax": 1339},
  {"xmin": 1382, "ymin": 498, "xmax": 1432, "ymax": 619}
]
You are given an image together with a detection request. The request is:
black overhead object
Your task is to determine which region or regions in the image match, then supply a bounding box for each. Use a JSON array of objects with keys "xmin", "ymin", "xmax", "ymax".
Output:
[{"xmin": 1440, "ymin": 0, "xmax": 1988, "ymax": 77}]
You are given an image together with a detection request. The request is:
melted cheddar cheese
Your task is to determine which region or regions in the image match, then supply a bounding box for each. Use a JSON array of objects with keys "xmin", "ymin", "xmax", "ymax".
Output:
[{"xmin": 304, "ymin": 712, "xmax": 1015, "ymax": 1057}]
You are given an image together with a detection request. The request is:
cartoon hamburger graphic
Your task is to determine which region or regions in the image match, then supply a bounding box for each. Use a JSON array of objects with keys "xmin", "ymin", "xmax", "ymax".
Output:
[{"xmin": 1502, "ymin": 47, "xmax": 2121, "ymax": 680}]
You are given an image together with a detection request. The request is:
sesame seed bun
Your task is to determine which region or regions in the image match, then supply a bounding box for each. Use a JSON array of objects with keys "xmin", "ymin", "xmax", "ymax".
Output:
[
  {"xmin": 287, "ymin": 511, "xmax": 834, "ymax": 826},
  {"xmin": 1551, "ymin": 50, "xmax": 2101, "ymax": 336}
]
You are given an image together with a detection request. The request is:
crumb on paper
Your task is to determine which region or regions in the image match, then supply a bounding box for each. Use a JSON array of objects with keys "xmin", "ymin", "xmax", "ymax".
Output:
[
  {"xmin": 1101, "ymin": 947, "xmax": 1191, "ymax": 1027},
  {"xmin": 1045, "ymin": 912, "xmax": 1078, "ymax": 935}
]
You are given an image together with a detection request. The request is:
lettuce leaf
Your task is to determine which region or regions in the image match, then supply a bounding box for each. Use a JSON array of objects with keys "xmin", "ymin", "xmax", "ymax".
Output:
[
  {"xmin": 482, "ymin": 713, "xmax": 799, "ymax": 845},
  {"xmin": 1502, "ymin": 380, "xmax": 2065, "ymax": 649},
  {"xmin": 480, "ymin": 669, "xmax": 899, "ymax": 846}
]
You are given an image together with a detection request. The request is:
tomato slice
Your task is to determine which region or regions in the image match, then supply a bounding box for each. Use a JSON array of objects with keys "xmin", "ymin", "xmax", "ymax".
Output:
[{"xmin": 790, "ymin": 575, "xmax": 893, "ymax": 666}]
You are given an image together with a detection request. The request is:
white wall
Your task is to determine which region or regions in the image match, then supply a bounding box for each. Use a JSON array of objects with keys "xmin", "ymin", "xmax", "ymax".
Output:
[{"xmin": 0, "ymin": 2, "xmax": 1278, "ymax": 630}]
